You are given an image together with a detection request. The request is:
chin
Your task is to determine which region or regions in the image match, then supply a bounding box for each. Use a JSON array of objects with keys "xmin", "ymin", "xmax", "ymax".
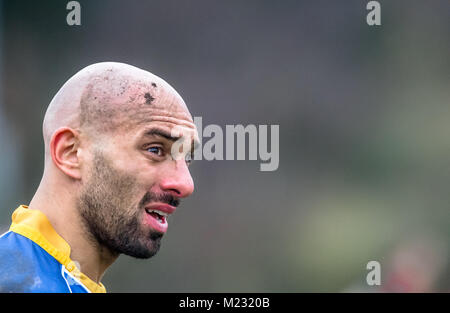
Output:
[{"xmin": 137, "ymin": 235, "xmax": 163, "ymax": 259}]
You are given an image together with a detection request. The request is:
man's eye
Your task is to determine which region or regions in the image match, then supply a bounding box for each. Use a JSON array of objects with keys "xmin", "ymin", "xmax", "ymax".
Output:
[{"xmin": 147, "ymin": 146, "xmax": 164, "ymax": 156}]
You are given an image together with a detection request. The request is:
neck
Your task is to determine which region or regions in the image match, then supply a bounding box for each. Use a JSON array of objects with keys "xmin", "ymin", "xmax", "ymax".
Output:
[{"xmin": 29, "ymin": 178, "xmax": 118, "ymax": 284}]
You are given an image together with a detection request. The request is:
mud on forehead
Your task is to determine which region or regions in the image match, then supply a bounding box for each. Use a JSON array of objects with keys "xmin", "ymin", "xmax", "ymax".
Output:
[{"xmin": 79, "ymin": 73, "xmax": 191, "ymax": 134}]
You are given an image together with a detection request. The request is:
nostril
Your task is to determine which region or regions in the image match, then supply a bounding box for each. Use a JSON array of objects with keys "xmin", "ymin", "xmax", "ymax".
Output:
[
  {"xmin": 161, "ymin": 183, "xmax": 193, "ymax": 199},
  {"xmin": 168, "ymin": 188, "xmax": 181, "ymax": 197}
]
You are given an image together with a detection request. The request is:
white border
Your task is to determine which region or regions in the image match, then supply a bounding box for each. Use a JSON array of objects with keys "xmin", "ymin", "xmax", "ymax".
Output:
[{"xmin": 0, "ymin": 230, "xmax": 11, "ymax": 239}]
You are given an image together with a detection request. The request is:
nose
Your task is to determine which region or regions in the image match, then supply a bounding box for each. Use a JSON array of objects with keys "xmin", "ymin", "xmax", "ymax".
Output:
[{"xmin": 159, "ymin": 159, "xmax": 194, "ymax": 198}]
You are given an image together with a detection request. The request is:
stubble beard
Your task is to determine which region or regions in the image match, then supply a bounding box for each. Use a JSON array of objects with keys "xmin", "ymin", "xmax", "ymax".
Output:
[{"xmin": 76, "ymin": 151, "xmax": 163, "ymax": 259}]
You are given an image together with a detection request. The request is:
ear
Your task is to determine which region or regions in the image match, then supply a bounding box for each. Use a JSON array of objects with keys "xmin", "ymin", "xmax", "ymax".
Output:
[{"xmin": 50, "ymin": 127, "xmax": 83, "ymax": 180}]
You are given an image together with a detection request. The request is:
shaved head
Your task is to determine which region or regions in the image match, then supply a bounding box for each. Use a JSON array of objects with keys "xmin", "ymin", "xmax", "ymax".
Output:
[{"xmin": 43, "ymin": 62, "xmax": 193, "ymax": 162}]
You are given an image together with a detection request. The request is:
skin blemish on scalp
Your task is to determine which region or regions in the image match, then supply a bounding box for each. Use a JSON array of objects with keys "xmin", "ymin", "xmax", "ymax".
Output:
[
  {"xmin": 144, "ymin": 92, "xmax": 155, "ymax": 104},
  {"xmin": 151, "ymin": 82, "xmax": 157, "ymax": 87}
]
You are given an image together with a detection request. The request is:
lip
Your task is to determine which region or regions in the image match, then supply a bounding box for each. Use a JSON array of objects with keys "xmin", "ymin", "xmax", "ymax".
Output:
[
  {"xmin": 144, "ymin": 203, "xmax": 176, "ymax": 215},
  {"xmin": 142, "ymin": 202, "xmax": 176, "ymax": 234}
]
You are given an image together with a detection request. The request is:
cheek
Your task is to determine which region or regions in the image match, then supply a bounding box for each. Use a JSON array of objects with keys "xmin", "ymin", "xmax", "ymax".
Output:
[
  {"xmin": 110, "ymin": 144, "xmax": 163, "ymax": 190},
  {"xmin": 132, "ymin": 158, "xmax": 164, "ymax": 185}
]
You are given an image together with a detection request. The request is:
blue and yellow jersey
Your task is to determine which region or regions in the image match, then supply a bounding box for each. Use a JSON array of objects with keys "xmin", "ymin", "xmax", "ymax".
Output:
[{"xmin": 0, "ymin": 205, "xmax": 106, "ymax": 293}]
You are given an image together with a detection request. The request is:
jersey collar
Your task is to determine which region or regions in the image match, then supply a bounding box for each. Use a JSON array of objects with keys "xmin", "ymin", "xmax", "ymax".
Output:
[{"xmin": 9, "ymin": 205, "xmax": 106, "ymax": 293}]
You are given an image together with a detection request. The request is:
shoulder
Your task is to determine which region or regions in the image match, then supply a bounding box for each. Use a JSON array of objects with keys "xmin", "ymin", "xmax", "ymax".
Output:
[{"xmin": 0, "ymin": 231, "xmax": 71, "ymax": 293}]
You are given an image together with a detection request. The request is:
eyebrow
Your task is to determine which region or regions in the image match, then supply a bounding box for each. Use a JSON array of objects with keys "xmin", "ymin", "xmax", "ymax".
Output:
[
  {"xmin": 144, "ymin": 128, "xmax": 180, "ymax": 142},
  {"xmin": 144, "ymin": 128, "xmax": 200, "ymax": 150}
]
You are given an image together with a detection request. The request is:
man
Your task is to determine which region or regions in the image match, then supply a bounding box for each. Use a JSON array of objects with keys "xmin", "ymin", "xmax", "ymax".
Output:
[{"xmin": 0, "ymin": 62, "xmax": 198, "ymax": 292}]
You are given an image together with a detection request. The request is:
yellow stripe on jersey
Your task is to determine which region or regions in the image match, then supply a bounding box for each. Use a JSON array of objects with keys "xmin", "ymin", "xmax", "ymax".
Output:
[{"xmin": 9, "ymin": 205, "xmax": 106, "ymax": 293}]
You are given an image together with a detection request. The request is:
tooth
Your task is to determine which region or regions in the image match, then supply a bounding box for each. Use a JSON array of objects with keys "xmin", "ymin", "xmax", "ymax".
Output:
[{"xmin": 146, "ymin": 209, "xmax": 169, "ymax": 220}]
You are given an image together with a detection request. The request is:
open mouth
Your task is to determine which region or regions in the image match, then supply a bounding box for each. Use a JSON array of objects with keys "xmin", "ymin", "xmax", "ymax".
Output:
[
  {"xmin": 145, "ymin": 208, "xmax": 168, "ymax": 225},
  {"xmin": 144, "ymin": 208, "xmax": 171, "ymax": 234},
  {"xmin": 143, "ymin": 203, "xmax": 176, "ymax": 234}
]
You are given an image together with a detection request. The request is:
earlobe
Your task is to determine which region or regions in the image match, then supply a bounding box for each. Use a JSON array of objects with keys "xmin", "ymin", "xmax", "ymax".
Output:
[{"xmin": 50, "ymin": 127, "xmax": 82, "ymax": 180}]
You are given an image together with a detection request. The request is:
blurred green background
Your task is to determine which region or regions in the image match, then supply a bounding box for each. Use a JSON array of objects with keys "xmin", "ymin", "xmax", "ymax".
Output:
[{"xmin": 0, "ymin": 0, "xmax": 449, "ymax": 292}]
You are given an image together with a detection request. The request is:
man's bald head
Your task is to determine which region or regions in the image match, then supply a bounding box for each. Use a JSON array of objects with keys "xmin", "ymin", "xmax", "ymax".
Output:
[
  {"xmin": 33, "ymin": 62, "xmax": 197, "ymax": 264},
  {"xmin": 42, "ymin": 62, "xmax": 193, "ymax": 163}
]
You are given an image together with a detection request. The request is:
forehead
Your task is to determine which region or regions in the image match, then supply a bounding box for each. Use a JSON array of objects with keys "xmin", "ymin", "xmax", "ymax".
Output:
[
  {"xmin": 114, "ymin": 96, "xmax": 198, "ymax": 145},
  {"xmin": 89, "ymin": 74, "xmax": 194, "ymax": 129},
  {"xmin": 123, "ymin": 91, "xmax": 196, "ymax": 134},
  {"xmin": 131, "ymin": 107, "xmax": 198, "ymax": 139}
]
